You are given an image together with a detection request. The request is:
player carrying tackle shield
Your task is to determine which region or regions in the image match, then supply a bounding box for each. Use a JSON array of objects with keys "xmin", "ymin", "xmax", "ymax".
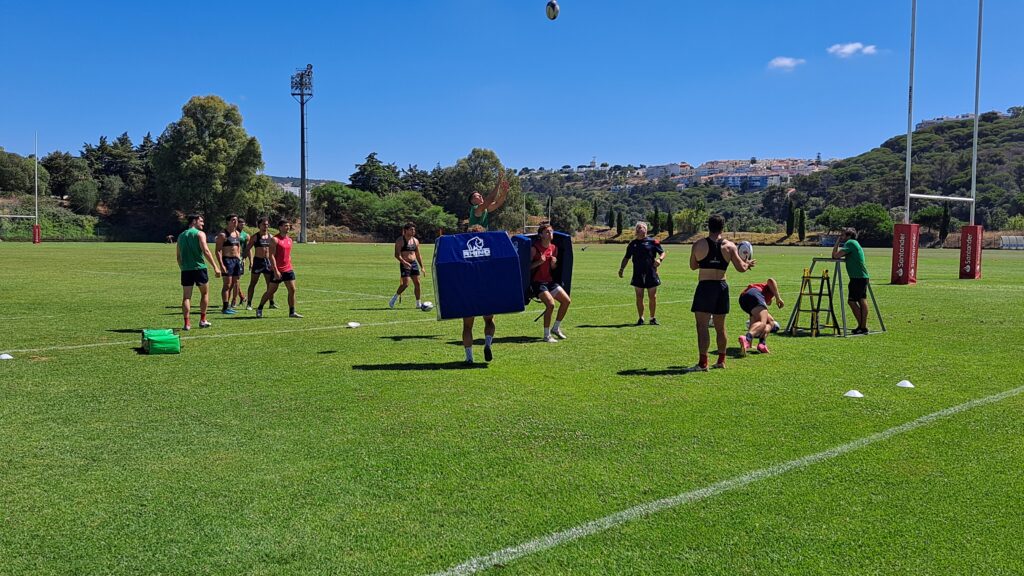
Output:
[{"xmin": 461, "ymin": 173, "xmax": 510, "ymax": 363}]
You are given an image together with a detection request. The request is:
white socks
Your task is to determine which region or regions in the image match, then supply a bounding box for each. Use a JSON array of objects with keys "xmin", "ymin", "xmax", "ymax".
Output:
[{"xmin": 552, "ymin": 320, "xmax": 561, "ymax": 332}]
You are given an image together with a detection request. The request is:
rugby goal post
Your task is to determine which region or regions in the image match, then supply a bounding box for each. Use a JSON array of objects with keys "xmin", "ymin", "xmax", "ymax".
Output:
[
  {"xmin": 0, "ymin": 134, "xmax": 41, "ymax": 243},
  {"xmin": 893, "ymin": 0, "xmax": 985, "ymax": 284}
]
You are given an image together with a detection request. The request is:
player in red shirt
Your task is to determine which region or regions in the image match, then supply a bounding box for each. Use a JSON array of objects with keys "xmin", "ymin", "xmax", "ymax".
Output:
[
  {"xmin": 256, "ymin": 220, "xmax": 302, "ymax": 319},
  {"xmin": 737, "ymin": 278, "xmax": 784, "ymax": 356},
  {"xmin": 531, "ymin": 223, "xmax": 572, "ymax": 342}
]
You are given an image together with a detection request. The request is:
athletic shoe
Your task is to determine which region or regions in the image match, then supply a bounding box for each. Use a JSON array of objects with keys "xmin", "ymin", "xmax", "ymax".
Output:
[
  {"xmin": 649, "ymin": 318, "xmax": 659, "ymax": 326},
  {"xmin": 710, "ymin": 362, "xmax": 726, "ymax": 369},
  {"xmin": 246, "ymin": 305, "xmax": 253, "ymax": 311},
  {"xmin": 636, "ymin": 318, "xmax": 645, "ymax": 326},
  {"xmin": 853, "ymin": 327, "xmax": 868, "ymax": 335},
  {"xmin": 289, "ymin": 312, "xmax": 303, "ymax": 318},
  {"xmin": 553, "ymin": 328, "xmax": 567, "ymax": 339},
  {"xmin": 484, "ymin": 345, "xmax": 493, "ymax": 362},
  {"xmin": 543, "ymin": 335, "xmax": 559, "ymax": 343},
  {"xmin": 223, "ymin": 308, "xmax": 237, "ymax": 315},
  {"xmin": 199, "ymin": 320, "xmax": 212, "ymax": 328},
  {"xmin": 269, "ymin": 302, "xmax": 278, "ymax": 309},
  {"xmin": 738, "ymin": 336, "xmax": 749, "ymax": 357},
  {"xmin": 388, "ymin": 295, "xmax": 398, "ymax": 309},
  {"xmin": 683, "ymin": 364, "xmax": 708, "ymax": 373},
  {"xmin": 756, "ymin": 343, "xmax": 770, "ymax": 354},
  {"xmin": 182, "ymin": 323, "xmax": 191, "ymax": 331},
  {"xmin": 256, "ymin": 309, "xmax": 263, "ymax": 318}
]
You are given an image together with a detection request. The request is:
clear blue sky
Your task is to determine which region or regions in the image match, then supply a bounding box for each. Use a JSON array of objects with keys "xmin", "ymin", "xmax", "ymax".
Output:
[{"xmin": 2, "ymin": 0, "xmax": 1021, "ymax": 181}]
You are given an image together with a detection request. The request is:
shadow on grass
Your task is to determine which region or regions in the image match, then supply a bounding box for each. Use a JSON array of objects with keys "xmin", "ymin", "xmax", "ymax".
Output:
[
  {"xmin": 379, "ymin": 335, "xmax": 440, "ymax": 342},
  {"xmin": 319, "ymin": 350, "xmax": 337, "ymax": 355},
  {"xmin": 108, "ymin": 328, "xmax": 144, "ymax": 334},
  {"xmin": 352, "ymin": 361, "xmax": 488, "ymax": 371},
  {"xmin": 618, "ymin": 366, "xmax": 693, "ymax": 376},
  {"xmin": 350, "ymin": 307, "xmax": 394, "ymax": 311},
  {"xmin": 445, "ymin": 336, "xmax": 537, "ymax": 346},
  {"xmin": 576, "ymin": 323, "xmax": 639, "ymax": 329}
]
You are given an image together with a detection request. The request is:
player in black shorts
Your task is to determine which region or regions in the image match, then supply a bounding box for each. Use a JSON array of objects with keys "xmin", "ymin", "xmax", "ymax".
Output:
[
  {"xmin": 215, "ymin": 214, "xmax": 243, "ymax": 315},
  {"xmin": 388, "ymin": 222, "xmax": 427, "ymax": 309},
  {"xmin": 685, "ymin": 214, "xmax": 755, "ymax": 371},
  {"xmin": 618, "ymin": 222, "xmax": 665, "ymax": 325},
  {"xmin": 244, "ymin": 217, "xmax": 276, "ymax": 310}
]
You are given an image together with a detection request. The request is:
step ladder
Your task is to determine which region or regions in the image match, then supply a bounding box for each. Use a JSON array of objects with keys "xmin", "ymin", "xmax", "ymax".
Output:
[{"xmin": 787, "ymin": 268, "xmax": 840, "ymax": 337}]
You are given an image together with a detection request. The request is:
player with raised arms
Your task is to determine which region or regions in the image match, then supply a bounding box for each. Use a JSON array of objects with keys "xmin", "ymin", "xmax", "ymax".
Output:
[{"xmin": 468, "ymin": 172, "xmax": 509, "ymax": 231}]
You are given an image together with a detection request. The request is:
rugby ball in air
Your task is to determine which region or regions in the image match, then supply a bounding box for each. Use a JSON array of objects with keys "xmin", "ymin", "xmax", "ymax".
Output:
[
  {"xmin": 546, "ymin": 0, "xmax": 559, "ymax": 20},
  {"xmin": 738, "ymin": 241, "xmax": 754, "ymax": 262}
]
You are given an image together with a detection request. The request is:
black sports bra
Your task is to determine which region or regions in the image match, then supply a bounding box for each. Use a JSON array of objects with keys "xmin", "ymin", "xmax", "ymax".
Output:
[
  {"xmin": 401, "ymin": 238, "xmax": 417, "ymax": 252},
  {"xmin": 697, "ymin": 238, "xmax": 729, "ymax": 270}
]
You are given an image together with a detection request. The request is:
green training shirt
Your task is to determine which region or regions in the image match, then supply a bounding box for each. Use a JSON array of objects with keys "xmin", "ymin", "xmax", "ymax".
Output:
[
  {"xmin": 468, "ymin": 207, "xmax": 489, "ymax": 230},
  {"xmin": 177, "ymin": 227, "xmax": 207, "ymax": 271},
  {"xmin": 842, "ymin": 238, "xmax": 869, "ymax": 279}
]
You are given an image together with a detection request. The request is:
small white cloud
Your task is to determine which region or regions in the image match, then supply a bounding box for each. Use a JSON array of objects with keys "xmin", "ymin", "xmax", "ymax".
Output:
[
  {"xmin": 768, "ymin": 56, "xmax": 806, "ymax": 71},
  {"xmin": 828, "ymin": 42, "xmax": 878, "ymax": 58}
]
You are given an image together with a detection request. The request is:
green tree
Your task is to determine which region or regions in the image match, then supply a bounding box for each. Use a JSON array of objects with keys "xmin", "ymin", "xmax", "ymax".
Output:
[
  {"xmin": 797, "ymin": 208, "xmax": 806, "ymax": 241},
  {"xmin": 350, "ymin": 152, "xmax": 401, "ymax": 196},
  {"xmin": 912, "ymin": 205, "xmax": 944, "ymax": 234},
  {"xmin": 0, "ymin": 149, "xmax": 50, "ymax": 196},
  {"xmin": 651, "ymin": 206, "xmax": 661, "ymax": 234},
  {"xmin": 549, "ymin": 197, "xmax": 577, "ymax": 232},
  {"xmin": 785, "ymin": 199, "xmax": 795, "ymax": 236},
  {"xmin": 67, "ymin": 179, "xmax": 99, "ymax": 215},
  {"xmin": 606, "ymin": 206, "xmax": 614, "ymax": 227},
  {"xmin": 666, "ymin": 207, "xmax": 675, "ymax": 237},
  {"xmin": 40, "ymin": 152, "xmax": 92, "ymax": 198},
  {"xmin": 986, "ymin": 206, "xmax": 1009, "ymax": 231},
  {"xmin": 616, "ymin": 211, "xmax": 623, "ymax": 236},
  {"xmin": 151, "ymin": 95, "xmax": 263, "ymax": 227},
  {"xmin": 939, "ymin": 203, "xmax": 951, "ymax": 241}
]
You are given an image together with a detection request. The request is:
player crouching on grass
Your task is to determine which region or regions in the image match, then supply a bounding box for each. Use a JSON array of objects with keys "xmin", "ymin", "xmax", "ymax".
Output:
[
  {"xmin": 531, "ymin": 223, "xmax": 571, "ymax": 342},
  {"xmin": 389, "ymin": 222, "xmax": 427, "ymax": 309},
  {"xmin": 738, "ymin": 278, "xmax": 784, "ymax": 356}
]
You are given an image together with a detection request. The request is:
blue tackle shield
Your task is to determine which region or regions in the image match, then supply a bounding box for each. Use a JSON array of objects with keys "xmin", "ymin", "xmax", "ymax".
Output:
[{"xmin": 432, "ymin": 232, "xmax": 526, "ymax": 320}]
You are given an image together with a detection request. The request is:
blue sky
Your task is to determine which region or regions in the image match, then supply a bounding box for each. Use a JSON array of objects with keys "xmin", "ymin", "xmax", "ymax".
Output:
[{"xmin": 2, "ymin": 0, "xmax": 1021, "ymax": 181}]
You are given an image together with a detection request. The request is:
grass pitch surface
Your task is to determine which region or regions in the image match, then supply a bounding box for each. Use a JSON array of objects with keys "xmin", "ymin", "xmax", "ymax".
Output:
[{"xmin": 1, "ymin": 242, "xmax": 1022, "ymax": 575}]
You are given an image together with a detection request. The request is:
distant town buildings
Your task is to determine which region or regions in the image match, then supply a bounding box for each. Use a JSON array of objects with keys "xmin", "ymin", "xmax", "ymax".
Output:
[{"xmin": 915, "ymin": 111, "xmax": 1009, "ymax": 131}]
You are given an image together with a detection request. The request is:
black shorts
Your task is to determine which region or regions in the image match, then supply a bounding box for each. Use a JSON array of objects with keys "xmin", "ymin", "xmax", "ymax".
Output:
[
  {"xmin": 223, "ymin": 257, "xmax": 243, "ymax": 277},
  {"xmin": 180, "ymin": 269, "xmax": 209, "ymax": 287},
  {"xmin": 692, "ymin": 280, "xmax": 730, "ymax": 315},
  {"xmin": 848, "ymin": 278, "xmax": 869, "ymax": 302},
  {"xmin": 631, "ymin": 268, "xmax": 661, "ymax": 289},
  {"xmin": 400, "ymin": 261, "xmax": 421, "ymax": 278},
  {"xmin": 531, "ymin": 281, "xmax": 563, "ymax": 296},
  {"xmin": 252, "ymin": 257, "xmax": 273, "ymax": 275},
  {"xmin": 739, "ymin": 289, "xmax": 768, "ymax": 315},
  {"xmin": 269, "ymin": 270, "xmax": 296, "ymax": 283}
]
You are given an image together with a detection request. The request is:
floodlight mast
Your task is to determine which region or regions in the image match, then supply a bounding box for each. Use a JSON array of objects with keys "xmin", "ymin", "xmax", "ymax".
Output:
[{"xmin": 291, "ymin": 64, "xmax": 313, "ymax": 243}]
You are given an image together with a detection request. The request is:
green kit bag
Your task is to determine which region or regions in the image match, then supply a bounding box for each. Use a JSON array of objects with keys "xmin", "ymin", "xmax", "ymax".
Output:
[{"xmin": 141, "ymin": 329, "xmax": 180, "ymax": 354}]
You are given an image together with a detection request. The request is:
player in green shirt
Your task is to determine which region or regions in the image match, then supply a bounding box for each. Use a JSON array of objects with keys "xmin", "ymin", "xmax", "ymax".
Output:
[
  {"xmin": 232, "ymin": 217, "xmax": 250, "ymax": 309},
  {"xmin": 468, "ymin": 172, "xmax": 509, "ymax": 230},
  {"xmin": 176, "ymin": 214, "xmax": 222, "ymax": 330},
  {"xmin": 832, "ymin": 227, "xmax": 870, "ymax": 334}
]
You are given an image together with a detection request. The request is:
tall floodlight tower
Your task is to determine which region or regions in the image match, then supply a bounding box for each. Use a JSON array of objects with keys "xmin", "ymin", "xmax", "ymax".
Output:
[{"xmin": 290, "ymin": 64, "xmax": 313, "ymax": 243}]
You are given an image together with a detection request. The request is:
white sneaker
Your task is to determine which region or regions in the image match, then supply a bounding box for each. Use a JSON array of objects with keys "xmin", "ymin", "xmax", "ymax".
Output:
[
  {"xmin": 553, "ymin": 328, "xmax": 567, "ymax": 339},
  {"xmin": 544, "ymin": 335, "xmax": 559, "ymax": 343},
  {"xmin": 388, "ymin": 295, "xmax": 398, "ymax": 309}
]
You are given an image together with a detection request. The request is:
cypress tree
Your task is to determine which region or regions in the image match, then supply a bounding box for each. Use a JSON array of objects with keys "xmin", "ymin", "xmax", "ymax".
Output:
[
  {"xmin": 939, "ymin": 203, "xmax": 951, "ymax": 242},
  {"xmin": 652, "ymin": 206, "xmax": 661, "ymax": 234},
  {"xmin": 667, "ymin": 209, "xmax": 675, "ymax": 237},
  {"xmin": 797, "ymin": 208, "xmax": 806, "ymax": 241},
  {"xmin": 616, "ymin": 211, "xmax": 623, "ymax": 236},
  {"xmin": 786, "ymin": 200, "xmax": 795, "ymax": 236}
]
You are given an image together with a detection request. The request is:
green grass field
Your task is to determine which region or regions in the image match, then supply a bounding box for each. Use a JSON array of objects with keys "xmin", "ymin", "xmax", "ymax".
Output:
[{"xmin": 2, "ymin": 241, "xmax": 1023, "ymax": 575}]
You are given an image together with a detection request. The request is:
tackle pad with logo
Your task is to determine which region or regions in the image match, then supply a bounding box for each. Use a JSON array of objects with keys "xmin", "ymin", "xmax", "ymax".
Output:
[{"xmin": 432, "ymin": 232, "xmax": 526, "ymax": 320}]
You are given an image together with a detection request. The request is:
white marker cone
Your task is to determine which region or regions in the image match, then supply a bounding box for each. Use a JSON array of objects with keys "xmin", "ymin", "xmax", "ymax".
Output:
[
  {"xmin": 844, "ymin": 389, "xmax": 864, "ymax": 398},
  {"xmin": 897, "ymin": 380, "xmax": 915, "ymax": 388},
  {"xmin": 0, "ymin": 353, "xmax": 12, "ymax": 360},
  {"xmin": 346, "ymin": 322, "xmax": 361, "ymax": 329}
]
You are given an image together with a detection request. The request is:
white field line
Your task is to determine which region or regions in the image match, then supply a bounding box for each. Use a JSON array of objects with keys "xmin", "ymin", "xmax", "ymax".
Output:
[
  {"xmin": 426, "ymin": 383, "xmax": 1024, "ymax": 576},
  {"xmin": 0, "ymin": 315, "xmax": 56, "ymax": 320},
  {"xmin": 304, "ymin": 288, "xmax": 393, "ymax": 299},
  {"xmin": 0, "ymin": 300, "xmax": 688, "ymax": 356}
]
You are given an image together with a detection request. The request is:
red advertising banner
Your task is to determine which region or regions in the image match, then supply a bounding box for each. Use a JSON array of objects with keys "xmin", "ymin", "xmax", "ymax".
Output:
[
  {"xmin": 890, "ymin": 223, "xmax": 919, "ymax": 285},
  {"xmin": 959, "ymin": 225, "xmax": 983, "ymax": 279},
  {"xmin": 32, "ymin": 224, "xmax": 41, "ymax": 244}
]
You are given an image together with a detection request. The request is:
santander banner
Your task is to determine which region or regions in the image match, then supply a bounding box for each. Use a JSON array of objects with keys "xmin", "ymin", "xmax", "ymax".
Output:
[
  {"xmin": 890, "ymin": 223, "xmax": 920, "ymax": 285},
  {"xmin": 959, "ymin": 225, "xmax": 983, "ymax": 279}
]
